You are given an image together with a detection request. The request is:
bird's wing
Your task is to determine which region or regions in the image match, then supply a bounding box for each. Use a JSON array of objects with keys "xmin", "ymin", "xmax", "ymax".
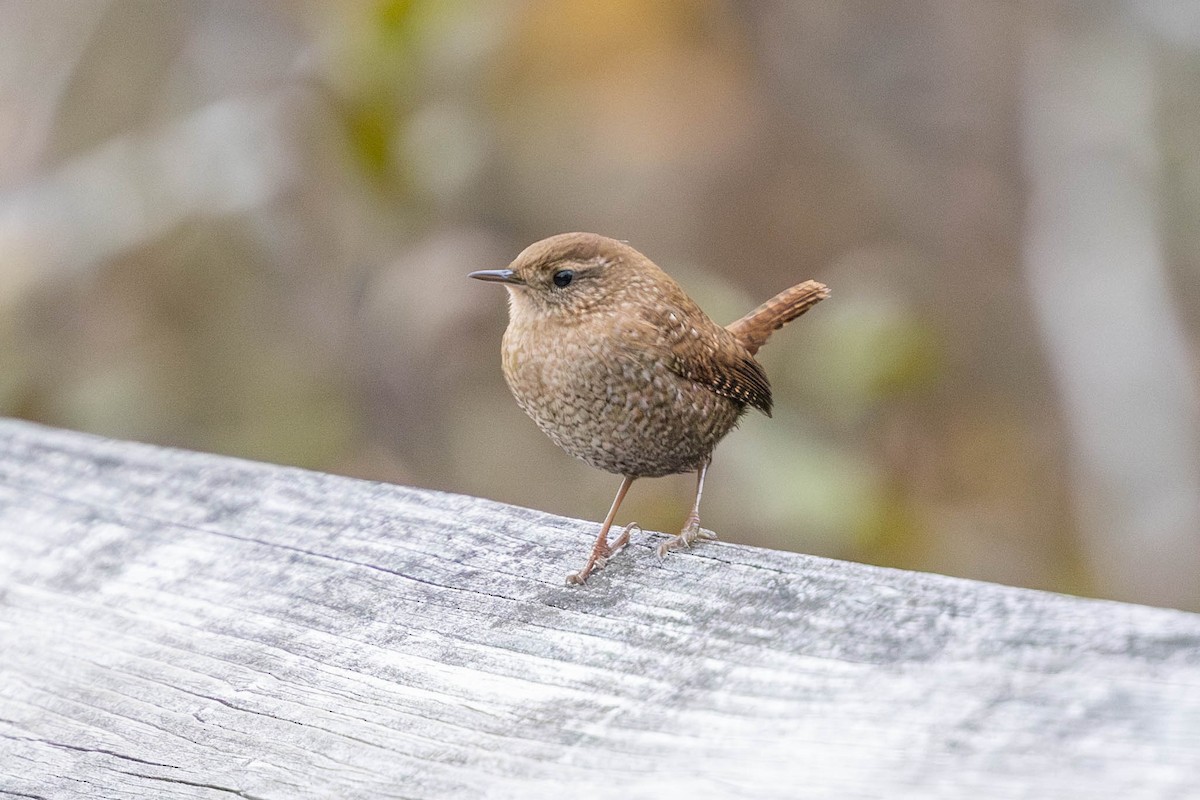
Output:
[
  {"xmin": 668, "ymin": 333, "xmax": 773, "ymax": 416},
  {"xmin": 627, "ymin": 299, "xmax": 773, "ymax": 416}
]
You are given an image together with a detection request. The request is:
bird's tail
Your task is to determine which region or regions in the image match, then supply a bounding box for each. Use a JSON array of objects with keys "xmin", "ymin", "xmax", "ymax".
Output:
[{"xmin": 726, "ymin": 280, "xmax": 829, "ymax": 355}]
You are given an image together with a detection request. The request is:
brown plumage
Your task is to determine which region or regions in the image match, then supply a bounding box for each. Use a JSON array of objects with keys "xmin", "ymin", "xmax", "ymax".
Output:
[
  {"xmin": 728, "ymin": 280, "xmax": 831, "ymax": 357},
  {"xmin": 470, "ymin": 232, "xmax": 829, "ymax": 584}
]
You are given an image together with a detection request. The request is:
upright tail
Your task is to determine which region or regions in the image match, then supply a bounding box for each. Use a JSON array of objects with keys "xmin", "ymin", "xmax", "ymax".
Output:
[{"xmin": 726, "ymin": 280, "xmax": 830, "ymax": 355}]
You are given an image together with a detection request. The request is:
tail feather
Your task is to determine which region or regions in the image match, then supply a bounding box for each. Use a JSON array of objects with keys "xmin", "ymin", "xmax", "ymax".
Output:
[{"xmin": 726, "ymin": 280, "xmax": 829, "ymax": 355}]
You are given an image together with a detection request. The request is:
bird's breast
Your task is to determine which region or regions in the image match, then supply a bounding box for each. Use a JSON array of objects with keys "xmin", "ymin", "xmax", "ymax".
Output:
[{"xmin": 500, "ymin": 318, "xmax": 742, "ymax": 477}]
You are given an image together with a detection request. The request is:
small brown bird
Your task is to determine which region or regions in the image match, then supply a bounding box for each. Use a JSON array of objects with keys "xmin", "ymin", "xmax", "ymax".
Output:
[{"xmin": 470, "ymin": 233, "xmax": 828, "ymax": 584}]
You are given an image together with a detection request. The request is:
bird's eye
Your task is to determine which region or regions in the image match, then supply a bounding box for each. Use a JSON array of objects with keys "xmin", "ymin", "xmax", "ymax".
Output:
[{"xmin": 552, "ymin": 270, "xmax": 574, "ymax": 288}]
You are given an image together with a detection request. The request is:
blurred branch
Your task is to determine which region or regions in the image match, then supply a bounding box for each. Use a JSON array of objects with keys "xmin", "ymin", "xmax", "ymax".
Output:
[
  {"xmin": 1021, "ymin": 3, "xmax": 1200, "ymax": 608},
  {"xmin": 0, "ymin": 90, "xmax": 302, "ymax": 284}
]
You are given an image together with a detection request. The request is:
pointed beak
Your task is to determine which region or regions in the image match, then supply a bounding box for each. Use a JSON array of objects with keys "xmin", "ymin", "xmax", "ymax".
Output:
[{"xmin": 468, "ymin": 269, "xmax": 524, "ymax": 285}]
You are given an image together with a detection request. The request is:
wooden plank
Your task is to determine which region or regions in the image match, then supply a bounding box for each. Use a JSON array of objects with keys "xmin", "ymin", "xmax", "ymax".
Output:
[{"xmin": 0, "ymin": 418, "xmax": 1197, "ymax": 799}]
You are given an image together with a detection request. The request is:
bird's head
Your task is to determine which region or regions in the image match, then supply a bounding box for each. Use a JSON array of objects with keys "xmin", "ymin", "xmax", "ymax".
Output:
[{"xmin": 469, "ymin": 232, "xmax": 670, "ymax": 321}]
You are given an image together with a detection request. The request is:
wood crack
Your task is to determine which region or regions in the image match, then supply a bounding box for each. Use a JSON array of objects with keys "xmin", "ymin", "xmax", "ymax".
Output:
[
  {"xmin": 0, "ymin": 732, "xmax": 176, "ymax": 769},
  {"xmin": 113, "ymin": 771, "xmax": 270, "ymax": 800}
]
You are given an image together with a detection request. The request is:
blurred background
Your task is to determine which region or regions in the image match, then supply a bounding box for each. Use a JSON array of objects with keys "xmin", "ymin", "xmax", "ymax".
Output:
[{"xmin": 3, "ymin": 0, "xmax": 1199, "ymax": 611}]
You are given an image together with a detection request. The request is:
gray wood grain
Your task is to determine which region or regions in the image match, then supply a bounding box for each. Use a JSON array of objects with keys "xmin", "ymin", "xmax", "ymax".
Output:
[{"xmin": 0, "ymin": 418, "xmax": 1197, "ymax": 800}]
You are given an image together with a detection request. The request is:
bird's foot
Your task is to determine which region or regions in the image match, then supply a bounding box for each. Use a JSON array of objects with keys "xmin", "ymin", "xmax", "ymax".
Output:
[
  {"xmin": 656, "ymin": 514, "xmax": 717, "ymax": 559},
  {"xmin": 567, "ymin": 523, "xmax": 639, "ymax": 585}
]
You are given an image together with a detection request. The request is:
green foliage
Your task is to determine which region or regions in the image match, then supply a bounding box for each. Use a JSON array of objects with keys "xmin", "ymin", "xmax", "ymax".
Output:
[{"xmin": 807, "ymin": 298, "xmax": 941, "ymax": 416}]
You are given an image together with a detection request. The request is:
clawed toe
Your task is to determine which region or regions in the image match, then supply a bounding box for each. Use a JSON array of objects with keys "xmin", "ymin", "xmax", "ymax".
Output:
[
  {"xmin": 656, "ymin": 516, "xmax": 716, "ymax": 559},
  {"xmin": 566, "ymin": 522, "xmax": 640, "ymax": 585},
  {"xmin": 612, "ymin": 522, "xmax": 638, "ymax": 552}
]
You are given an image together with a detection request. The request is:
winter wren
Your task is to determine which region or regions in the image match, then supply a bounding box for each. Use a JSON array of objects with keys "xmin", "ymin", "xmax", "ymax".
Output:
[{"xmin": 470, "ymin": 232, "xmax": 829, "ymax": 584}]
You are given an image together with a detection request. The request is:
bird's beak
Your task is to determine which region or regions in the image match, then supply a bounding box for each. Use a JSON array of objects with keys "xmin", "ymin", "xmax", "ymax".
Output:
[{"xmin": 468, "ymin": 269, "xmax": 524, "ymax": 285}]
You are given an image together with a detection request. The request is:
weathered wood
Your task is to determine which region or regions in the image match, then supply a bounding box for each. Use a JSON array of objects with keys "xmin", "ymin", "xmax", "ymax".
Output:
[{"xmin": 0, "ymin": 418, "xmax": 1197, "ymax": 799}]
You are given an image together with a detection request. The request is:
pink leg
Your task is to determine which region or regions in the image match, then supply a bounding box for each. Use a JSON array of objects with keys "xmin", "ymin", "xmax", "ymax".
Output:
[
  {"xmin": 567, "ymin": 475, "xmax": 637, "ymax": 585},
  {"xmin": 657, "ymin": 460, "xmax": 717, "ymax": 559}
]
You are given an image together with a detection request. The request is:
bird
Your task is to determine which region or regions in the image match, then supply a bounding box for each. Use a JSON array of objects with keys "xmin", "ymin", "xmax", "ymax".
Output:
[{"xmin": 470, "ymin": 232, "xmax": 829, "ymax": 584}]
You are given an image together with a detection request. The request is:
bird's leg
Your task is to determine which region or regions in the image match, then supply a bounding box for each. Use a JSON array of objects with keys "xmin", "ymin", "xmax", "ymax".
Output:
[
  {"xmin": 567, "ymin": 476, "xmax": 637, "ymax": 585},
  {"xmin": 657, "ymin": 460, "xmax": 717, "ymax": 559}
]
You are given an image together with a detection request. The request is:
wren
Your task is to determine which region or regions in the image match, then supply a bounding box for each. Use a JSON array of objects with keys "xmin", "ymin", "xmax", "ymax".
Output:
[{"xmin": 470, "ymin": 232, "xmax": 829, "ymax": 584}]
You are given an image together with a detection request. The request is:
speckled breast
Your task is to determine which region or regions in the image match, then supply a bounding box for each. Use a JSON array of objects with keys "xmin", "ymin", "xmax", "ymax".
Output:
[{"xmin": 501, "ymin": 328, "xmax": 743, "ymax": 477}]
